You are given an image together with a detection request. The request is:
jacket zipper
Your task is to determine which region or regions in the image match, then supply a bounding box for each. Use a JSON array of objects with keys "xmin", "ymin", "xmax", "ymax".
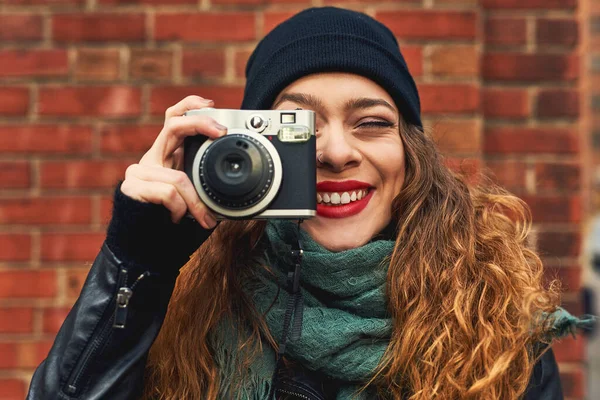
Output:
[
  {"xmin": 276, "ymin": 388, "xmax": 313, "ymax": 400},
  {"xmin": 113, "ymin": 271, "xmax": 150, "ymax": 329},
  {"xmin": 63, "ymin": 268, "xmax": 150, "ymax": 397},
  {"xmin": 63, "ymin": 267, "xmax": 127, "ymax": 396}
]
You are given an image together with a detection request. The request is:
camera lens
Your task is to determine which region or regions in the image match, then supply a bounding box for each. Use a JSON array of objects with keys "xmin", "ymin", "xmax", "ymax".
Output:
[{"xmin": 199, "ymin": 134, "xmax": 274, "ymax": 209}]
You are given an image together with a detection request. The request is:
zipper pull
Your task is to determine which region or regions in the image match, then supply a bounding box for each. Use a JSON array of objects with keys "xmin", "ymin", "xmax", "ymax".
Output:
[{"xmin": 113, "ymin": 287, "xmax": 133, "ymax": 329}]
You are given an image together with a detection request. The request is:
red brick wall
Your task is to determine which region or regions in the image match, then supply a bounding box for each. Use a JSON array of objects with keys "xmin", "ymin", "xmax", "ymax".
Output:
[{"xmin": 0, "ymin": 0, "xmax": 588, "ymax": 398}]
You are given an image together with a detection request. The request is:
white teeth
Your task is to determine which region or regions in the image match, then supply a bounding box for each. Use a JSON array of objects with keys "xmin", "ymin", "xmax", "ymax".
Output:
[
  {"xmin": 330, "ymin": 193, "xmax": 341, "ymax": 204},
  {"xmin": 317, "ymin": 189, "xmax": 370, "ymax": 205},
  {"xmin": 341, "ymin": 192, "xmax": 351, "ymax": 204}
]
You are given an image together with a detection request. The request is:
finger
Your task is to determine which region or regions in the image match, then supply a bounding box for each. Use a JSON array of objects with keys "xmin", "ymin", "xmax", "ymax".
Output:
[
  {"xmin": 126, "ymin": 164, "xmax": 218, "ymax": 228},
  {"xmin": 143, "ymin": 115, "xmax": 227, "ymax": 167},
  {"xmin": 122, "ymin": 177, "xmax": 188, "ymax": 224},
  {"xmin": 165, "ymin": 95, "xmax": 214, "ymax": 120}
]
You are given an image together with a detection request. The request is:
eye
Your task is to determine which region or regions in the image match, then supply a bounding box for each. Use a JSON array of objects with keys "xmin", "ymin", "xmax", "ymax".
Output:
[{"xmin": 357, "ymin": 120, "xmax": 395, "ymax": 129}]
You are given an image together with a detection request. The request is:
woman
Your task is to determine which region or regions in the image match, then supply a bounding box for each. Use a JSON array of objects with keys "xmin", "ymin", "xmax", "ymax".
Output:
[{"xmin": 28, "ymin": 7, "xmax": 589, "ymax": 400}]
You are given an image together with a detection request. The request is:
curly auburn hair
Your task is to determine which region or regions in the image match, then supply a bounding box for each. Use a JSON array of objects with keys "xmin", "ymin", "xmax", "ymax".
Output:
[{"xmin": 142, "ymin": 120, "xmax": 560, "ymax": 400}]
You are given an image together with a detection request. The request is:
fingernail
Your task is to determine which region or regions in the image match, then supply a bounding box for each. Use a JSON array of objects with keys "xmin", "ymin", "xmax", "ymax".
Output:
[
  {"xmin": 204, "ymin": 213, "xmax": 217, "ymax": 229},
  {"xmin": 202, "ymin": 98, "xmax": 214, "ymax": 104},
  {"xmin": 214, "ymin": 122, "xmax": 228, "ymax": 133}
]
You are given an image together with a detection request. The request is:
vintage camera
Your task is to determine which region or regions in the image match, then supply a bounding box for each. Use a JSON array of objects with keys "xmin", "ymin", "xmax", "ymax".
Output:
[{"xmin": 183, "ymin": 108, "xmax": 317, "ymax": 219}]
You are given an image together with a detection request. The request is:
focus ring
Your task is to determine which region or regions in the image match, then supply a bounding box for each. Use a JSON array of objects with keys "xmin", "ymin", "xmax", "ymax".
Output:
[{"xmin": 198, "ymin": 134, "xmax": 274, "ymax": 209}]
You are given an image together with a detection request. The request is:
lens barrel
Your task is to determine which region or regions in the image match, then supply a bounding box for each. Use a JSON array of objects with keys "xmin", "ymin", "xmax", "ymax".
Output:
[{"xmin": 199, "ymin": 134, "xmax": 274, "ymax": 209}]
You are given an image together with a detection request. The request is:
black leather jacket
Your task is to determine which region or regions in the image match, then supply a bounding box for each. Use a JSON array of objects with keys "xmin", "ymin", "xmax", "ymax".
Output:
[{"xmin": 27, "ymin": 189, "xmax": 564, "ymax": 400}]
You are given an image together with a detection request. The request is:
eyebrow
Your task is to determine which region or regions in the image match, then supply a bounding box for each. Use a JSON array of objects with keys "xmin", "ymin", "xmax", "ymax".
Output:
[
  {"xmin": 344, "ymin": 97, "xmax": 396, "ymax": 114},
  {"xmin": 272, "ymin": 93, "xmax": 325, "ymax": 112},
  {"xmin": 273, "ymin": 93, "xmax": 396, "ymax": 114}
]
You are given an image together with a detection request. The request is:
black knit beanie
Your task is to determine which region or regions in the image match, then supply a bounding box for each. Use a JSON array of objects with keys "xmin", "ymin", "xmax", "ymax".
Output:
[{"xmin": 241, "ymin": 7, "xmax": 422, "ymax": 128}]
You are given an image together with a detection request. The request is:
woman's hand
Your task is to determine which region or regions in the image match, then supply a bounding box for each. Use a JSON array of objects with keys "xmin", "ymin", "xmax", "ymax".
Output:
[{"xmin": 121, "ymin": 95, "xmax": 227, "ymax": 229}]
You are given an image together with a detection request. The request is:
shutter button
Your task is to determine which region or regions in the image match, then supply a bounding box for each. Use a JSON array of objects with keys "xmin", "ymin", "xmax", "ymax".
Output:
[{"xmin": 247, "ymin": 114, "xmax": 267, "ymax": 132}]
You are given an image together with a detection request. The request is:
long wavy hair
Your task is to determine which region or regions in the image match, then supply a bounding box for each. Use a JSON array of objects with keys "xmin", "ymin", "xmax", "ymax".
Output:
[{"xmin": 142, "ymin": 120, "xmax": 560, "ymax": 399}]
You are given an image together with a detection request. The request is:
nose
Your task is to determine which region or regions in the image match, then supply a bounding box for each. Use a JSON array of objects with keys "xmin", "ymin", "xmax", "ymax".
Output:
[{"xmin": 317, "ymin": 121, "xmax": 361, "ymax": 172}]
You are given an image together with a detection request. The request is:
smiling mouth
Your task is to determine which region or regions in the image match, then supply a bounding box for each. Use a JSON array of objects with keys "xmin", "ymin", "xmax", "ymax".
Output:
[{"xmin": 317, "ymin": 189, "xmax": 371, "ymax": 205}]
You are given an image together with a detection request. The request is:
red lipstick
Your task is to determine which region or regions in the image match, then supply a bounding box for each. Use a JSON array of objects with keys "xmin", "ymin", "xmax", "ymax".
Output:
[{"xmin": 316, "ymin": 180, "xmax": 374, "ymax": 219}]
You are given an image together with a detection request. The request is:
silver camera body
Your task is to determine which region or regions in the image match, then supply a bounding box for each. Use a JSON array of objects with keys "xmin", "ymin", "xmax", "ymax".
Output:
[{"xmin": 183, "ymin": 108, "xmax": 317, "ymax": 219}]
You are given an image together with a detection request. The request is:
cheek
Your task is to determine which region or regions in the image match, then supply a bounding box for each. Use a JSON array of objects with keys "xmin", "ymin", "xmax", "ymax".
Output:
[{"xmin": 369, "ymin": 141, "xmax": 405, "ymax": 191}]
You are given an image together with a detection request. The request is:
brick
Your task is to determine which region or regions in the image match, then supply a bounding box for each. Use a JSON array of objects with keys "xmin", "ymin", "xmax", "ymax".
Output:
[
  {"xmin": 537, "ymin": 231, "xmax": 580, "ymax": 258},
  {"xmin": 484, "ymin": 127, "xmax": 578, "ymax": 154},
  {"xmin": 263, "ymin": 12, "xmax": 296, "ymax": 34},
  {"xmin": 552, "ymin": 336, "xmax": 585, "ymax": 362},
  {"xmin": 431, "ymin": 119, "xmax": 480, "ymax": 153},
  {"xmin": 0, "ymin": 308, "xmax": 34, "ymax": 333},
  {"xmin": 150, "ymin": 86, "xmax": 244, "ymax": 114},
  {"xmin": 559, "ymin": 368, "xmax": 584, "ymax": 399},
  {"xmin": 43, "ymin": 307, "xmax": 72, "ymax": 334},
  {"xmin": 0, "ymin": 270, "xmax": 57, "ymax": 299},
  {"xmin": 0, "ymin": 234, "xmax": 31, "ymax": 262},
  {"xmin": 402, "ymin": 46, "xmax": 423, "ymax": 77},
  {"xmin": 376, "ymin": 11, "xmax": 477, "ymax": 40},
  {"xmin": 430, "ymin": 46, "xmax": 478, "ymax": 77},
  {"xmin": 0, "ymin": 125, "xmax": 92, "ymax": 154},
  {"xmin": 520, "ymin": 195, "xmax": 581, "ymax": 223},
  {"xmin": 0, "ymin": 378, "xmax": 26, "ymax": 400},
  {"xmin": 155, "ymin": 13, "xmax": 255, "ymax": 42},
  {"xmin": 0, "ymin": 341, "xmax": 53, "ymax": 369},
  {"xmin": 544, "ymin": 265, "xmax": 581, "ymax": 291},
  {"xmin": 536, "ymin": 89, "xmax": 579, "ymax": 118},
  {"xmin": 0, "ymin": 50, "xmax": 68, "ymax": 78},
  {"xmin": 100, "ymin": 124, "xmax": 162, "ymax": 154},
  {"xmin": 483, "ymin": 53, "xmax": 578, "ymax": 82},
  {"xmin": 39, "ymin": 86, "xmax": 142, "ymax": 117},
  {"xmin": 485, "ymin": 160, "xmax": 527, "ymax": 192},
  {"xmin": 234, "ymin": 49, "xmax": 253, "ymax": 78},
  {"xmin": 0, "ymin": 343, "xmax": 17, "ymax": 369},
  {"xmin": 130, "ymin": 49, "xmax": 173, "ymax": 81},
  {"xmin": 419, "ymin": 84, "xmax": 480, "ymax": 114},
  {"xmin": 482, "ymin": 0, "xmax": 576, "ymax": 9},
  {"xmin": 4, "ymin": 0, "xmax": 83, "ymax": 3},
  {"xmin": 100, "ymin": 0, "xmax": 196, "ymax": 3},
  {"xmin": 67, "ymin": 268, "xmax": 92, "ymax": 299},
  {"xmin": 75, "ymin": 48, "xmax": 120, "ymax": 81},
  {"xmin": 0, "ymin": 87, "xmax": 29, "ymax": 116},
  {"xmin": 434, "ymin": 0, "xmax": 477, "ymax": 3},
  {"xmin": 0, "ymin": 198, "xmax": 91, "ymax": 225},
  {"xmin": 42, "ymin": 232, "xmax": 104, "ymax": 262},
  {"xmin": 443, "ymin": 158, "xmax": 480, "ymax": 183},
  {"xmin": 485, "ymin": 17, "xmax": 527, "ymax": 47},
  {"xmin": 537, "ymin": 19, "xmax": 578, "ymax": 47},
  {"xmin": 40, "ymin": 160, "xmax": 131, "ymax": 189},
  {"xmin": 181, "ymin": 49, "xmax": 225, "ymax": 79},
  {"xmin": 215, "ymin": 0, "xmax": 308, "ymax": 4},
  {"xmin": 0, "ymin": 15, "xmax": 43, "ymax": 41},
  {"xmin": 535, "ymin": 163, "xmax": 580, "ymax": 191},
  {"xmin": 53, "ymin": 14, "xmax": 145, "ymax": 42},
  {"xmin": 482, "ymin": 89, "xmax": 529, "ymax": 119},
  {"xmin": 0, "ymin": 161, "xmax": 30, "ymax": 188}
]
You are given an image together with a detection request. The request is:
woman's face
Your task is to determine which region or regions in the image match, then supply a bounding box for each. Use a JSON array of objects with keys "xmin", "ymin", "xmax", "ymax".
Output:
[{"xmin": 273, "ymin": 73, "xmax": 406, "ymax": 251}]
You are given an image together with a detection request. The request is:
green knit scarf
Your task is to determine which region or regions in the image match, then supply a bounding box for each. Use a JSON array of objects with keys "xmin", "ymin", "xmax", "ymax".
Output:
[{"xmin": 212, "ymin": 219, "xmax": 595, "ymax": 400}]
